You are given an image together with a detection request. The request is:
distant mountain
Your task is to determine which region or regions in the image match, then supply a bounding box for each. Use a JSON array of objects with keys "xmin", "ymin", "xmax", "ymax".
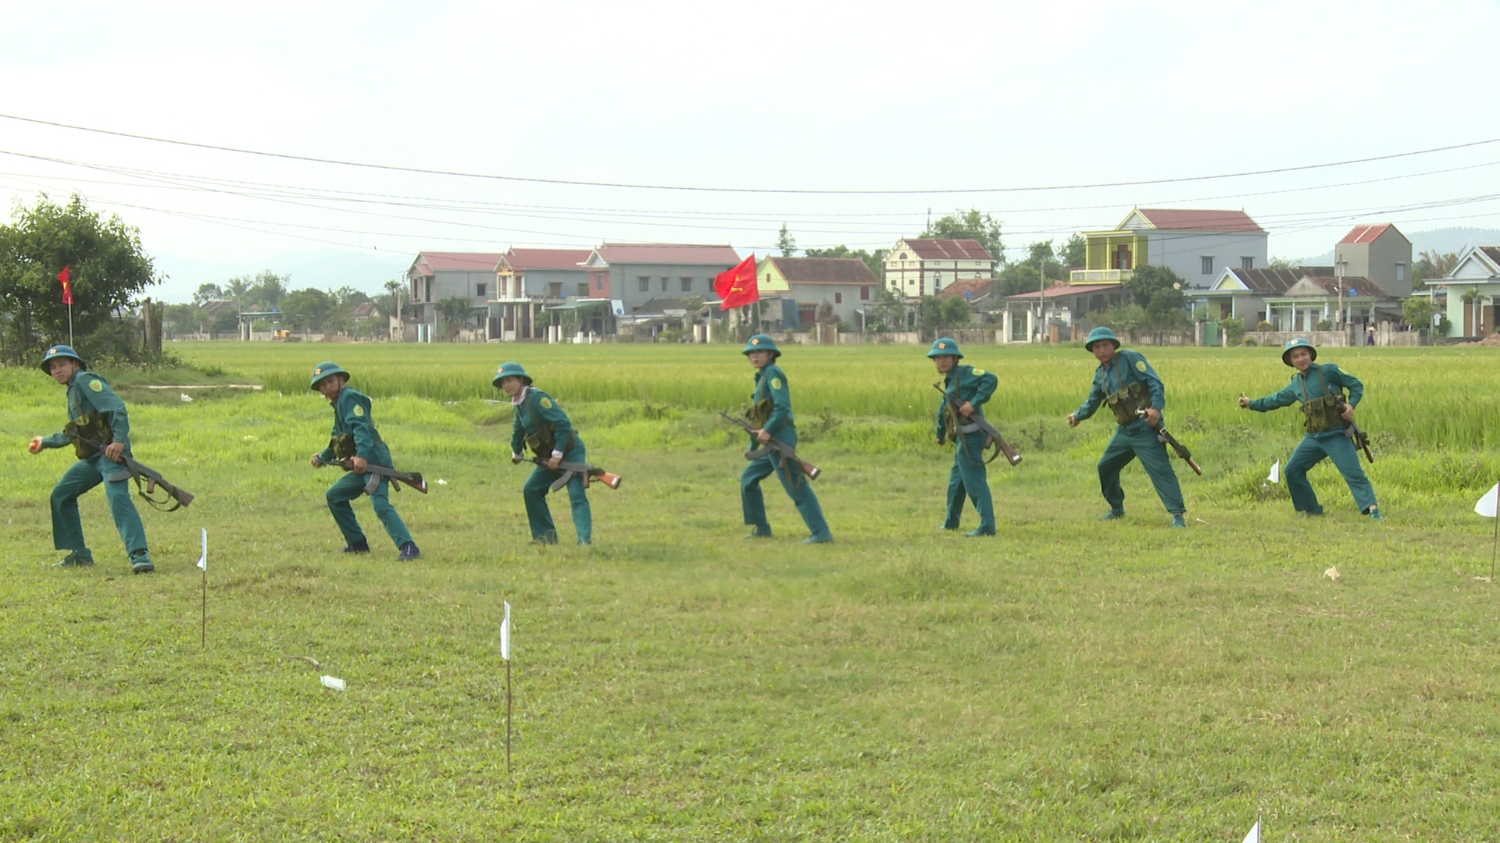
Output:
[
  {"xmin": 1286, "ymin": 227, "xmax": 1500, "ymax": 266},
  {"xmin": 149, "ymin": 249, "xmax": 413, "ymax": 302}
]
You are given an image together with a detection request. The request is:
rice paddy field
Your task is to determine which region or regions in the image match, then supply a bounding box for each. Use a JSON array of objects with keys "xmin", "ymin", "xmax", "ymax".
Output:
[{"xmin": 2, "ymin": 340, "xmax": 1499, "ymax": 841}]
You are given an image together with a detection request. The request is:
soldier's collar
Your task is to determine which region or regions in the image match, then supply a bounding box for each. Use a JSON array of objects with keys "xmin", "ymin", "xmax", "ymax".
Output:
[{"xmin": 511, "ymin": 384, "xmax": 530, "ymax": 406}]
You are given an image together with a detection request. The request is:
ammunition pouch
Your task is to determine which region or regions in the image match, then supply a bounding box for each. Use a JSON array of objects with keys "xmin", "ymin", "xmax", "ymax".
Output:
[
  {"xmin": 525, "ymin": 424, "xmax": 557, "ymax": 458},
  {"xmin": 1302, "ymin": 394, "xmax": 1343, "ymax": 433},
  {"xmin": 65, "ymin": 413, "xmax": 113, "ymax": 460},
  {"xmin": 940, "ymin": 405, "xmax": 961, "ymax": 441},
  {"xmin": 330, "ymin": 433, "xmax": 357, "ymax": 460},
  {"xmin": 1106, "ymin": 382, "xmax": 1150, "ymax": 426},
  {"xmin": 746, "ymin": 398, "xmax": 773, "ymax": 430}
]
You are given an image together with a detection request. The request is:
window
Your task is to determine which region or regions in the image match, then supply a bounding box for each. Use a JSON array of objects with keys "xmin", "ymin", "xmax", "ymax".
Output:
[
  {"xmin": 1396, "ymin": 262, "xmax": 1407, "ymax": 282},
  {"xmin": 1201, "ymin": 256, "xmax": 1214, "ymax": 275},
  {"xmin": 834, "ymin": 292, "xmax": 843, "ymax": 304},
  {"xmin": 859, "ymin": 286, "xmax": 870, "ymax": 301},
  {"xmin": 1241, "ymin": 257, "xmax": 1254, "ymax": 270},
  {"xmin": 476, "ymin": 282, "xmax": 487, "ymax": 298},
  {"xmin": 638, "ymin": 276, "xmax": 650, "ymax": 293},
  {"xmin": 595, "ymin": 274, "xmax": 604, "ymax": 291},
  {"xmin": 661, "ymin": 276, "xmax": 669, "ymax": 292},
  {"xmin": 548, "ymin": 282, "xmax": 562, "ymax": 298},
  {"xmin": 577, "ymin": 283, "xmax": 588, "ymax": 297},
  {"xmin": 681, "ymin": 277, "xmax": 693, "ymax": 292}
]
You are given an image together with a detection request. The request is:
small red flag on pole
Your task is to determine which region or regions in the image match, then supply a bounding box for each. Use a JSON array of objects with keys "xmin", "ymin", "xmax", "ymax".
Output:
[
  {"xmin": 714, "ymin": 254, "xmax": 758, "ymax": 310},
  {"xmin": 58, "ymin": 266, "xmax": 73, "ymax": 305}
]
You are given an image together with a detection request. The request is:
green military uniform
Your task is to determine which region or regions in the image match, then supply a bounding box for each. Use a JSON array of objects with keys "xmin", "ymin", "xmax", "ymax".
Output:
[
  {"xmin": 500, "ymin": 362, "xmax": 592, "ymax": 545},
  {"xmin": 36, "ymin": 345, "xmax": 152, "ymax": 571},
  {"xmin": 1072, "ymin": 328, "xmax": 1186, "ymax": 520},
  {"xmin": 1246, "ymin": 339, "xmax": 1378, "ymax": 516},
  {"xmin": 739, "ymin": 335, "xmax": 831, "ymax": 543},
  {"xmin": 311, "ymin": 363, "xmax": 416, "ymax": 553},
  {"xmin": 930, "ymin": 338, "xmax": 998, "ymax": 536}
]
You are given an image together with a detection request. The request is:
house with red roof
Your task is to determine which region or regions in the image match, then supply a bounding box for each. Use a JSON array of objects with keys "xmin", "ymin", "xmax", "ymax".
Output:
[
  {"xmin": 884, "ymin": 238, "xmax": 996, "ymax": 298},
  {"xmin": 758, "ymin": 257, "xmax": 880, "ymax": 328},
  {"xmin": 1335, "ymin": 223, "xmax": 1412, "ymax": 297},
  {"xmin": 579, "ymin": 243, "xmax": 742, "ymax": 325},
  {"xmin": 1074, "ymin": 208, "xmax": 1268, "ymax": 289},
  {"xmin": 406, "ymin": 251, "xmax": 505, "ymax": 340},
  {"xmin": 491, "ymin": 248, "xmax": 594, "ymax": 340}
]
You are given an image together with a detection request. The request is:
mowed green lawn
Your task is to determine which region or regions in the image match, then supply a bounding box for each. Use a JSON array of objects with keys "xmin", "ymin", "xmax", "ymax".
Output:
[{"xmin": 2, "ymin": 341, "xmax": 1500, "ymax": 841}]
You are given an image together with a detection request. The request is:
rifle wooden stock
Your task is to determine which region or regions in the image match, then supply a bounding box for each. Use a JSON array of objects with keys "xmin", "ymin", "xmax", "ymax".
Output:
[
  {"xmin": 1333, "ymin": 395, "xmax": 1375, "ymax": 463},
  {"xmin": 73, "ymin": 436, "xmax": 194, "ymax": 509},
  {"xmin": 719, "ymin": 411, "xmax": 822, "ymax": 480},
  {"xmin": 933, "ymin": 384, "xmax": 1022, "ymax": 466},
  {"xmin": 1134, "ymin": 411, "xmax": 1202, "ymax": 476},
  {"xmin": 527, "ymin": 457, "xmax": 623, "ymax": 491}
]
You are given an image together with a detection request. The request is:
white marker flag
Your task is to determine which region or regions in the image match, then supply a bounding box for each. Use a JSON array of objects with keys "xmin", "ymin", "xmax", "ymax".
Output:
[
  {"xmin": 197, "ymin": 528, "xmax": 207, "ymax": 570},
  {"xmin": 499, "ymin": 601, "xmax": 512, "ymax": 661},
  {"xmin": 1241, "ymin": 820, "xmax": 1260, "ymax": 843},
  {"xmin": 1476, "ymin": 483, "xmax": 1500, "ymax": 518},
  {"xmin": 1267, "ymin": 460, "xmax": 1280, "ymax": 484}
]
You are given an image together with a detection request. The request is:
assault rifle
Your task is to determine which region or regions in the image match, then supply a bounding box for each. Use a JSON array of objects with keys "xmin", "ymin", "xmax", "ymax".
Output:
[
  {"xmin": 718, "ymin": 411, "xmax": 822, "ymax": 480},
  {"xmin": 71, "ymin": 436, "xmax": 195, "ymax": 511},
  {"xmin": 314, "ymin": 456, "xmax": 429, "ymax": 494},
  {"xmin": 524, "ymin": 456, "xmax": 623, "ymax": 491},
  {"xmin": 1134, "ymin": 410, "xmax": 1202, "ymax": 476},
  {"xmin": 1333, "ymin": 394, "xmax": 1374, "ymax": 464},
  {"xmin": 933, "ymin": 384, "xmax": 1023, "ymax": 466}
]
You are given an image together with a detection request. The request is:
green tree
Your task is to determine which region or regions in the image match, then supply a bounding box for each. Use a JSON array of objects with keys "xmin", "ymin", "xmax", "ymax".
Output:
[
  {"xmin": 0, "ymin": 193, "xmax": 159, "ymax": 364},
  {"xmin": 224, "ymin": 275, "xmax": 252, "ymax": 313},
  {"xmin": 193, "ymin": 282, "xmax": 226, "ymax": 305},
  {"xmin": 280, "ymin": 288, "xmax": 333, "ymax": 333},
  {"xmin": 916, "ymin": 295, "xmax": 973, "ymax": 332},
  {"xmin": 247, "ymin": 270, "xmax": 289, "ymax": 311},
  {"xmin": 804, "ymin": 245, "xmax": 888, "ymax": 280},
  {"xmin": 923, "ymin": 209, "xmax": 1004, "ymax": 266},
  {"xmin": 1062, "ymin": 233, "xmax": 1087, "ymax": 268},
  {"xmin": 776, "ymin": 223, "xmax": 797, "ymax": 257},
  {"xmin": 435, "ymin": 296, "xmax": 473, "ymax": 339},
  {"xmin": 1268, "ymin": 256, "xmax": 1295, "ymax": 270},
  {"xmin": 996, "ymin": 263, "xmax": 1042, "ymax": 297},
  {"xmin": 1414, "ymin": 250, "xmax": 1459, "ymax": 284},
  {"xmin": 1091, "ymin": 304, "xmax": 1149, "ymax": 341},
  {"xmin": 1400, "ymin": 295, "xmax": 1437, "ymax": 331}
]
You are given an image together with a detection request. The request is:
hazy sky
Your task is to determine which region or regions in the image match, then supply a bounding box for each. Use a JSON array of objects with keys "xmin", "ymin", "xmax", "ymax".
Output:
[{"xmin": 3, "ymin": 0, "xmax": 1499, "ymax": 285}]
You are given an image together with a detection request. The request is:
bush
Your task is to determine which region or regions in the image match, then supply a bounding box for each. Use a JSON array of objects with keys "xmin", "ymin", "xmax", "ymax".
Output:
[
  {"xmin": 1220, "ymin": 316, "xmax": 1246, "ymax": 344},
  {"xmin": 1316, "ymin": 319, "xmax": 1334, "ymax": 331},
  {"xmin": 1255, "ymin": 321, "xmax": 1273, "ymax": 331},
  {"xmin": 1242, "ymin": 337, "xmax": 1258, "ymax": 346}
]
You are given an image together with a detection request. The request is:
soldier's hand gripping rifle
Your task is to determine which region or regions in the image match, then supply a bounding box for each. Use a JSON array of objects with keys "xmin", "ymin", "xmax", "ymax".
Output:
[
  {"xmin": 314, "ymin": 456, "xmax": 429, "ymax": 494},
  {"xmin": 933, "ymin": 384, "xmax": 1022, "ymax": 466},
  {"xmin": 523, "ymin": 456, "xmax": 623, "ymax": 491},
  {"xmin": 70, "ymin": 435, "xmax": 195, "ymax": 510},
  {"xmin": 1333, "ymin": 394, "xmax": 1374, "ymax": 464},
  {"xmin": 1134, "ymin": 409, "xmax": 1203, "ymax": 476},
  {"xmin": 718, "ymin": 411, "xmax": 822, "ymax": 479}
]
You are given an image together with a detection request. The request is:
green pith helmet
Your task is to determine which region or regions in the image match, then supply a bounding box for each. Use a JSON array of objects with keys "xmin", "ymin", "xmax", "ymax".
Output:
[
  {"xmin": 926, "ymin": 337, "xmax": 963, "ymax": 359},
  {"xmin": 39, "ymin": 344, "xmax": 86, "ymax": 373},
  {"xmin": 309, "ymin": 361, "xmax": 349, "ymax": 390},
  {"xmin": 1281, "ymin": 338, "xmax": 1317, "ymax": 367},
  {"xmin": 742, "ymin": 334, "xmax": 781, "ymax": 357},
  {"xmin": 1084, "ymin": 326, "xmax": 1121, "ymax": 351},
  {"xmin": 492, "ymin": 361, "xmax": 533, "ymax": 387}
]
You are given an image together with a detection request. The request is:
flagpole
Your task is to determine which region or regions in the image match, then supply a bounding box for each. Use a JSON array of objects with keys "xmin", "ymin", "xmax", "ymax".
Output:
[
  {"xmin": 505, "ymin": 655, "xmax": 513, "ymax": 773},
  {"xmin": 67, "ymin": 301, "xmax": 74, "ymax": 348},
  {"xmin": 1490, "ymin": 506, "xmax": 1498, "ymax": 582},
  {"xmin": 201, "ymin": 563, "xmax": 207, "ymax": 647}
]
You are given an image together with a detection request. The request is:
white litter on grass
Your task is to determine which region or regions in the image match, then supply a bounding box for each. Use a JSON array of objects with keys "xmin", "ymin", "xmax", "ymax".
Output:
[
  {"xmin": 1324, "ymin": 566, "xmax": 1341, "ymax": 582},
  {"xmin": 180, "ymin": 393, "xmax": 193, "ymax": 403},
  {"xmin": 320, "ymin": 675, "xmax": 347, "ymax": 692},
  {"xmin": 242, "ymin": 435, "xmax": 257, "ymax": 441},
  {"xmin": 436, "ymin": 479, "xmax": 447, "ymax": 485}
]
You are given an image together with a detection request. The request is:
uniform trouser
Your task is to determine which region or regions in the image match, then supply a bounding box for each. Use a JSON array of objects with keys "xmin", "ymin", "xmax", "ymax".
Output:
[
  {"xmin": 740, "ymin": 453, "xmax": 830, "ymax": 539},
  {"xmin": 1286, "ymin": 431, "xmax": 1377, "ymax": 514},
  {"xmin": 1098, "ymin": 420, "xmax": 1185, "ymax": 514},
  {"xmin": 327, "ymin": 471, "xmax": 413, "ymax": 548},
  {"xmin": 944, "ymin": 430, "xmax": 995, "ymax": 533},
  {"xmin": 523, "ymin": 462, "xmax": 591, "ymax": 544},
  {"xmin": 50, "ymin": 455, "xmax": 148, "ymax": 557}
]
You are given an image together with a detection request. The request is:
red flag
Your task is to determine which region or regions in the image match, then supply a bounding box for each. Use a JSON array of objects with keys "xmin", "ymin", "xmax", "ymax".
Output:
[
  {"xmin": 58, "ymin": 266, "xmax": 72, "ymax": 305},
  {"xmin": 714, "ymin": 254, "xmax": 758, "ymax": 310}
]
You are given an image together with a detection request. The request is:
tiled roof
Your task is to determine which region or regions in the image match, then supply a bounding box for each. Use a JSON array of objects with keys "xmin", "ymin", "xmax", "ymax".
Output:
[
  {"xmin": 1338, "ymin": 223, "xmax": 1406, "ymax": 245},
  {"xmin": 410, "ymin": 252, "xmax": 505, "ymax": 273},
  {"xmin": 935, "ymin": 278, "xmax": 995, "ymax": 300},
  {"xmin": 768, "ymin": 257, "xmax": 878, "ymax": 284},
  {"xmin": 1481, "ymin": 247, "xmax": 1500, "ymax": 267},
  {"xmin": 630, "ymin": 297, "xmax": 710, "ymax": 316},
  {"xmin": 1299, "ymin": 276, "xmax": 1394, "ymax": 298},
  {"xmin": 1225, "ymin": 267, "xmax": 1327, "ymax": 295},
  {"xmin": 593, "ymin": 243, "xmax": 741, "ymax": 265},
  {"xmin": 1004, "ymin": 283, "xmax": 1120, "ymax": 300},
  {"xmin": 1133, "ymin": 208, "xmax": 1264, "ymax": 233},
  {"xmin": 899, "ymin": 238, "xmax": 995, "ymax": 261},
  {"xmin": 499, "ymin": 248, "xmax": 593, "ymax": 272}
]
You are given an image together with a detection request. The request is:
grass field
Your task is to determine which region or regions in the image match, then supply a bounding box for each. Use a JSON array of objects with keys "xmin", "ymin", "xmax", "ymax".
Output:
[{"xmin": 3, "ymin": 341, "xmax": 1500, "ymax": 841}]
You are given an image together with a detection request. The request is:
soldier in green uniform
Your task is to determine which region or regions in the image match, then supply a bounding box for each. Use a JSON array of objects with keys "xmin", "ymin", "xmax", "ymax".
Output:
[
  {"xmin": 495, "ymin": 362, "xmax": 593, "ymax": 545},
  {"xmin": 308, "ymin": 362, "xmax": 421, "ymax": 559},
  {"xmin": 1238, "ymin": 338, "xmax": 1380, "ymax": 519},
  {"xmin": 27, "ymin": 344, "xmax": 155, "ymax": 573},
  {"xmin": 1067, "ymin": 327, "xmax": 1187, "ymax": 528},
  {"xmin": 929, "ymin": 337, "xmax": 998, "ymax": 536},
  {"xmin": 739, "ymin": 334, "xmax": 832, "ymax": 543}
]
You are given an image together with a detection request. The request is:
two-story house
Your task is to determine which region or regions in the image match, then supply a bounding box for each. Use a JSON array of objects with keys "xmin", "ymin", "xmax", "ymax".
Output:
[
  {"xmin": 406, "ymin": 251, "xmax": 504, "ymax": 340},
  {"xmin": 883, "ymin": 239, "xmax": 995, "ymax": 298},
  {"xmin": 1073, "ymin": 208, "xmax": 1268, "ymax": 289},
  {"xmin": 490, "ymin": 247, "xmax": 593, "ymax": 341},
  {"xmin": 1429, "ymin": 246, "xmax": 1500, "ymax": 337},
  {"xmin": 1335, "ymin": 223, "xmax": 1413, "ymax": 298},
  {"xmin": 758, "ymin": 257, "xmax": 879, "ymax": 328},
  {"xmin": 579, "ymin": 243, "xmax": 741, "ymax": 325}
]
